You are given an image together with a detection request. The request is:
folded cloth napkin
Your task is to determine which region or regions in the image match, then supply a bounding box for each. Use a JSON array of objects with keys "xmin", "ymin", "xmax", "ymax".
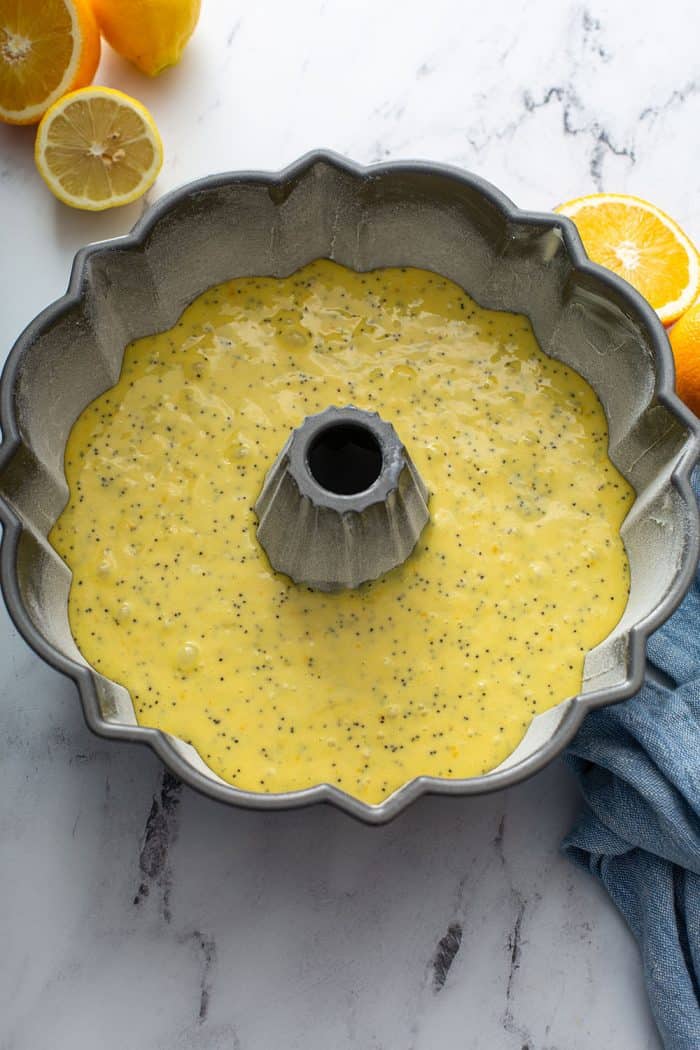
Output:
[{"xmin": 562, "ymin": 473, "xmax": 700, "ymax": 1050}]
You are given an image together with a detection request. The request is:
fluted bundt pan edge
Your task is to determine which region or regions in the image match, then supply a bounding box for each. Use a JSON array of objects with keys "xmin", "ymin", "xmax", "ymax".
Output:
[{"xmin": 0, "ymin": 151, "xmax": 698, "ymax": 823}]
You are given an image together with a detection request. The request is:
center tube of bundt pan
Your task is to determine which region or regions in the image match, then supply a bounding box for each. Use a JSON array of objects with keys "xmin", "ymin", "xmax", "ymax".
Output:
[{"xmin": 254, "ymin": 406, "xmax": 430, "ymax": 591}]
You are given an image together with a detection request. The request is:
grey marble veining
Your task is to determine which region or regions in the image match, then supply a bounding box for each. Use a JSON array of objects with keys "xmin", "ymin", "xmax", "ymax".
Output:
[
  {"xmin": 0, "ymin": 624, "xmax": 662, "ymax": 1050},
  {"xmin": 3, "ymin": 0, "xmax": 699, "ymax": 1046}
]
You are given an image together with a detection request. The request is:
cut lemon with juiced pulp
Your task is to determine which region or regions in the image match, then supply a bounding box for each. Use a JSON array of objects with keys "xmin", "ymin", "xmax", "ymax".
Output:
[
  {"xmin": 0, "ymin": 0, "xmax": 100, "ymax": 125},
  {"xmin": 556, "ymin": 193, "xmax": 700, "ymax": 325},
  {"xmin": 35, "ymin": 86, "xmax": 163, "ymax": 211}
]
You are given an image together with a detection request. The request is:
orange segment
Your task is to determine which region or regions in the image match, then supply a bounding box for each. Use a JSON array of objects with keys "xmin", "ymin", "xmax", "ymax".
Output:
[
  {"xmin": 556, "ymin": 193, "xmax": 700, "ymax": 326},
  {"xmin": 35, "ymin": 87, "xmax": 163, "ymax": 210},
  {"xmin": 0, "ymin": 0, "xmax": 100, "ymax": 125}
]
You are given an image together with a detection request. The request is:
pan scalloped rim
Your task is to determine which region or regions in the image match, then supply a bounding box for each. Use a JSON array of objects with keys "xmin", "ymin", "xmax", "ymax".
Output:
[{"xmin": 0, "ymin": 151, "xmax": 698, "ymax": 824}]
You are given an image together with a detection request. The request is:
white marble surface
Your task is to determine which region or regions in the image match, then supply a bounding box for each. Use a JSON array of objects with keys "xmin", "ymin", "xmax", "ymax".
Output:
[{"xmin": 3, "ymin": 1, "xmax": 699, "ymax": 1046}]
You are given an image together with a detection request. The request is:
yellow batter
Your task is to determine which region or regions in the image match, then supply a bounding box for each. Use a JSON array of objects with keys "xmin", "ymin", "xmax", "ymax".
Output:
[{"xmin": 50, "ymin": 261, "xmax": 633, "ymax": 803}]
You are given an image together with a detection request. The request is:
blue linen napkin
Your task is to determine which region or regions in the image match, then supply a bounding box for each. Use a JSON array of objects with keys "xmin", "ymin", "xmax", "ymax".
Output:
[{"xmin": 563, "ymin": 473, "xmax": 700, "ymax": 1050}]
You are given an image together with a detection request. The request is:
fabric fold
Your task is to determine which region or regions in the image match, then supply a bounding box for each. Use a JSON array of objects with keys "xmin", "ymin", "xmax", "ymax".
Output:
[{"xmin": 563, "ymin": 477, "xmax": 700, "ymax": 1050}]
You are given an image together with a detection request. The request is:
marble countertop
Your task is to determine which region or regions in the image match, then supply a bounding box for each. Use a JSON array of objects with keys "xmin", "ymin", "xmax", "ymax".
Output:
[{"xmin": 3, "ymin": 1, "xmax": 699, "ymax": 1046}]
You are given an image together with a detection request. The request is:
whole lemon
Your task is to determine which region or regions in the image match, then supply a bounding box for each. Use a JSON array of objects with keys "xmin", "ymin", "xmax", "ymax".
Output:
[{"xmin": 92, "ymin": 0, "xmax": 201, "ymax": 76}]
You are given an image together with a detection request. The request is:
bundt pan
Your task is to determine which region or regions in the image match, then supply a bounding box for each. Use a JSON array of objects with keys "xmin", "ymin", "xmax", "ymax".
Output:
[{"xmin": 0, "ymin": 152, "xmax": 698, "ymax": 823}]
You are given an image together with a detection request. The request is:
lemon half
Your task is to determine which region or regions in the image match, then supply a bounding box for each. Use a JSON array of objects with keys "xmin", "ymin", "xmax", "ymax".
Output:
[{"xmin": 35, "ymin": 86, "xmax": 163, "ymax": 210}]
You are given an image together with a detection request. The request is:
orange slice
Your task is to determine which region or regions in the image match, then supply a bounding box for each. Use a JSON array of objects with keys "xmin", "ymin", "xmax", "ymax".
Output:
[
  {"xmin": 556, "ymin": 193, "xmax": 700, "ymax": 326},
  {"xmin": 35, "ymin": 86, "xmax": 163, "ymax": 210},
  {"xmin": 0, "ymin": 0, "xmax": 100, "ymax": 125}
]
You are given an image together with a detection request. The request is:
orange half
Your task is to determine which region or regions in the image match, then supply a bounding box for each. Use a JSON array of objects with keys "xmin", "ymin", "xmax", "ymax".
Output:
[
  {"xmin": 0, "ymin": 0, "xmax": 100, "ymax": 125},
  {"xmin": 556, "ymin": 193, "xmax": 700, "ymax": 326}
]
